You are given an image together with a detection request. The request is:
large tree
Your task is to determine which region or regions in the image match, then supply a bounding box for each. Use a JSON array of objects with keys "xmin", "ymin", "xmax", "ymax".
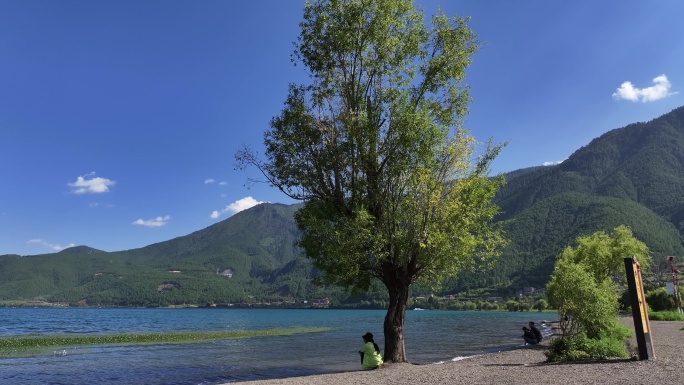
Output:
[{"xmin": 237, "ymin": 0, "xmax": 505, "ymax": 363}]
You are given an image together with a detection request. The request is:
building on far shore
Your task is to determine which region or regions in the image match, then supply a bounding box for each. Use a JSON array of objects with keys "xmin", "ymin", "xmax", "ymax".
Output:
[{"xmin": 220, "ymin": 269, "xmax": 233, "ymax": 278}]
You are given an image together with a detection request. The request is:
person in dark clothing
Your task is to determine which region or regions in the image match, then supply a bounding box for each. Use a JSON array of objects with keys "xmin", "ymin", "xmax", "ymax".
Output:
[
  {"xmin": 522, "ymin": 326, "xmax": 537, "ymax": 345},
  {"xmin": 529, "ymin": 321, "xmax": 542, "ymax": 343}
]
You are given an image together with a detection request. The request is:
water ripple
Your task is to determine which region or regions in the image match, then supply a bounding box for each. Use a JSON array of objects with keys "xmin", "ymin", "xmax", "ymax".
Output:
[{"xmin": 0, "ymin": 308, "xmax": 548, "ymax": 385}]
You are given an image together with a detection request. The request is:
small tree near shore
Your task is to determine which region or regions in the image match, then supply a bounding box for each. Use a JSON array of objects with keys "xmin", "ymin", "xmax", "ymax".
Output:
[{"xmin": 545, "ymin": 225, "xmax": 650, "ymax": 361}]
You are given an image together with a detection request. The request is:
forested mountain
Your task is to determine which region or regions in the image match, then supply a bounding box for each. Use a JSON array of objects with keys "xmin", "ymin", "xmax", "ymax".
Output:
[
  {"xmin": 59, "ymin": 246, "xmax": 106, "ymax": 254},
  {"xmin": 476, "ymin": 105, "xmax": 684, "ymax": 290},
  {"xmin": 0, "ymin": 204, "xmax": 332, "ymax": 306},
  {"xmin": 2, "ymin": 106, "xmax": 684, "ymax": 305}
]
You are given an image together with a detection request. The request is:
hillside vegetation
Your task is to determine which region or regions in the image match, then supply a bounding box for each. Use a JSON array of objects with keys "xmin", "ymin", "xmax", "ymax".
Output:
[
  {"xmin": 0, "ymin": 204, "xmax": 330, "ymax": 307},
  {"xmin": 2, "ymin": 106, "xmax": 684, "ymax": 306},
  {"xmin": 486, "ymin": 106, "xmax": 684, "ymax": 290}
]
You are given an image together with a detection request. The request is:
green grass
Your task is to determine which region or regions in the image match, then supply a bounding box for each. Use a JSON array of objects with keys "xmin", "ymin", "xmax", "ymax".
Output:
[
  {"xmin": 0, "ymin": 327, "xmax": 329, "ymax": 358},
  {"xmin": 649, "ymin": 311, "xmax": 684, "ymax": 321}
]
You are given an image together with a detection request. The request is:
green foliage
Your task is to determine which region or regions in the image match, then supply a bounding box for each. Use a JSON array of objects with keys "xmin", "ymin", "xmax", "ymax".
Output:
[
  {"xmin": 562, "ymin": 225, "xmax": 650, "ymax": 281},
  {"xmin": 649, "ymin": 311, "xmax": 684, "ymax": 321},
  {"xmin": 546, "ymin": 226, "xmax": 648, "ymax": 362},
  {"xmin": 505, "ymin": 300, "xmax": 519, "ymax": 312},
  {"xmin": 235, "ymin": 0, "xmax": 506, "ymax": 363},
  {"xmin": 545, "ymin": 324, "xmax": 631, "ymax": 362},
  {"xmin": 533, "ymin": 298, "xmax": 548, "ymax": 312},
  {"xmin": 547, "ymin": 226, "xmax": 650, "ymax": 339},
  {"xmin": 242, "ymin": 0, "xmax": 507, "ymax": 292},
  {"xmin": 646, "ymin": 288, "xmax": 676, "ymax": 312},
  {"xmin": 547, "ymin": 257, "xmax": 619, "ymax": 338}
]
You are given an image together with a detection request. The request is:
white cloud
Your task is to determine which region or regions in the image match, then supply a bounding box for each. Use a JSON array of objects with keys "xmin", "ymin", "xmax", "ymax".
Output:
[
  {"xmin": 133, "ymin": 215, "xmax": 171, "ymax": 227},
  {"xmin": 210, "ymin": 196, "xmax": 265, "ymax": 219},
  {"xmin": 89, "ymin": 202, "xmax": 115, "ymax": 209},
  {"xmin": 543, "ymin": 160, "xmax": 564, "ymax": 166},
  {"xmin": 205, "ymin": 178, "xmax": 228, "ymax": 186},
  {"xmin": 228, "ymin": 196, "xmax": 263, "ymax": 214},
  {"xmin": 612, "ymin": 74, "xmax": 677, "ymax": 102},
  {"xmin": 27, "ymin": 239, "xmax": 75, "ymax": 252},
  {"xmin": 68, "ymin": 173, "xmax": 115, "ymax": 194}
]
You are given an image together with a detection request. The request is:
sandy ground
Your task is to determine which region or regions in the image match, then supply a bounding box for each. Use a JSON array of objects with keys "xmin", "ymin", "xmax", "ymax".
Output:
[{"xmin": 230, "ymin": 318, "xmax": 684, "ymax": 385}]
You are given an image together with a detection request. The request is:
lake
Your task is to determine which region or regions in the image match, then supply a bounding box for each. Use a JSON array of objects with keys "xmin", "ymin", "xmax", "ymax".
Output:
[{"xmin": 0, "ymin": 308, "xmax": 553, "ymax": 384}]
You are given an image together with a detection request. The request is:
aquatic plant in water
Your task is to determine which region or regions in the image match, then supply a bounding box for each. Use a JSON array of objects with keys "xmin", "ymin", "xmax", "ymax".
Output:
[{"xmin": 0, "ymin": 327, "xmax": 329, "ymax": 358}]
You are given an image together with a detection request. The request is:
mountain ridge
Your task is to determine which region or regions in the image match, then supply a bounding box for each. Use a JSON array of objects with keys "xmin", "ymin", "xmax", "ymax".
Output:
[
  {"xmin": 2, "ymin": 106, "xmax": 684, "ymax": 304},
  {"xmin": 489, "ymin": 105, "xmax": 684, "ymax": 288}
]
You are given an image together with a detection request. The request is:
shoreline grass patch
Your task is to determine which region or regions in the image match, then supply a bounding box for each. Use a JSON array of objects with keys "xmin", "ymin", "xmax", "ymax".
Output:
[
  {"xmin": 0, "ymin": 327, "xmax": 330, "ymax": 358},
  {"xmin": 649, "ymin": 311, "xmax": 684, "ymax": 321}
]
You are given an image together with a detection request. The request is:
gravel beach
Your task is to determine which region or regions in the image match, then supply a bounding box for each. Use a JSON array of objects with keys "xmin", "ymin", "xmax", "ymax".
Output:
[{"xmin": 231, "ymin": 318, "xmax": 684, "ymax": 385}]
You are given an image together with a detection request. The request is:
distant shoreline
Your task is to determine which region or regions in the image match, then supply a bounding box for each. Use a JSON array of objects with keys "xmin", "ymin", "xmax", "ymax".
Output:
[{"xmin": 0, "ymin": 301, "xmax": 560, "ymax": 314}]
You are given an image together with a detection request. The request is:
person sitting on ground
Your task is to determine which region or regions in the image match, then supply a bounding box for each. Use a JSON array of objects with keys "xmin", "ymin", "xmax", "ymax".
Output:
[
  {"xmin": 522, "ymin": 326, "xmax": 538, "ymax": 345},
  {"xmin": 359, "ymin": 332, "xmax": 383, "ymax": 370},
  {"xmin": 529, "ymin": 321, "xmax": 543, "ymax": 343}
]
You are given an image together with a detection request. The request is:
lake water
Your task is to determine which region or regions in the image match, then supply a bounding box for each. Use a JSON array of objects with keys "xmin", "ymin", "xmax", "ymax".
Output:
[{"xmin": 0, "ymin": 308, "xmax": 553, "ymax": 385}]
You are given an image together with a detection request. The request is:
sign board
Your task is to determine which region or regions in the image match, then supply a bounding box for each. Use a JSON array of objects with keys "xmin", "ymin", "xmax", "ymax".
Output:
[
  {"xmin": 624, "ymin": 257, "xmax": 654, "ymax": 360},
  {"xmin": 666, "ymin": 282, "xmax": 675, "ymax": 295}
]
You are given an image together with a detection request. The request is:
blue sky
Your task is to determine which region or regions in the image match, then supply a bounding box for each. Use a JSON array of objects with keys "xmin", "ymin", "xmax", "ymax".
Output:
[{"xmin": 1, "ymin": 0, "xmax": 682, "ymax": 256}]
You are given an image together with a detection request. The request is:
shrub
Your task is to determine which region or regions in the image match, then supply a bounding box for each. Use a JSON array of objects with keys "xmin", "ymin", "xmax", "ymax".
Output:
[
  {"xmin": 505, "ymin": 300, "xmax": 518, "ymax": 312},
  {"xmin": 545, "ymin": 336, "xmax": 590, "ymax": 362},
  {"xmin": 534, "ymin": 299, "xmax": 548, "ymax": 312},
  {"xmin": 545, "ymin": 324, "xmax": 631, "ymax": 362},
  {"xmin": 547, "ymin": 260, "xmax": 619, "ymax": 338},
  {"xmin": 649, "ymin": 311, "xmax": 684, "ymax": 321},
  {"xmin": 645, "ymin": 288, "xmax": 675, "ymax": 312},
  {"xmin": 545, "ymin": 226, "xmax": 649, "ymax": 362}
]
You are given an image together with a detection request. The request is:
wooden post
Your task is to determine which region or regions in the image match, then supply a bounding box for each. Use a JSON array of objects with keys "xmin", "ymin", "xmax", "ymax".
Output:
[{"xmin": 624, "ymin": 256, "xmax": 654, "ymax": 360}]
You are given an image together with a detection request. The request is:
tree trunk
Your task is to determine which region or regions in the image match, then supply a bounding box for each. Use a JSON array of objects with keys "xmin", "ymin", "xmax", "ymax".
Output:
[{"xmin": 383, "ymin": 279, "xmax": 410, "ymax": 363}]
